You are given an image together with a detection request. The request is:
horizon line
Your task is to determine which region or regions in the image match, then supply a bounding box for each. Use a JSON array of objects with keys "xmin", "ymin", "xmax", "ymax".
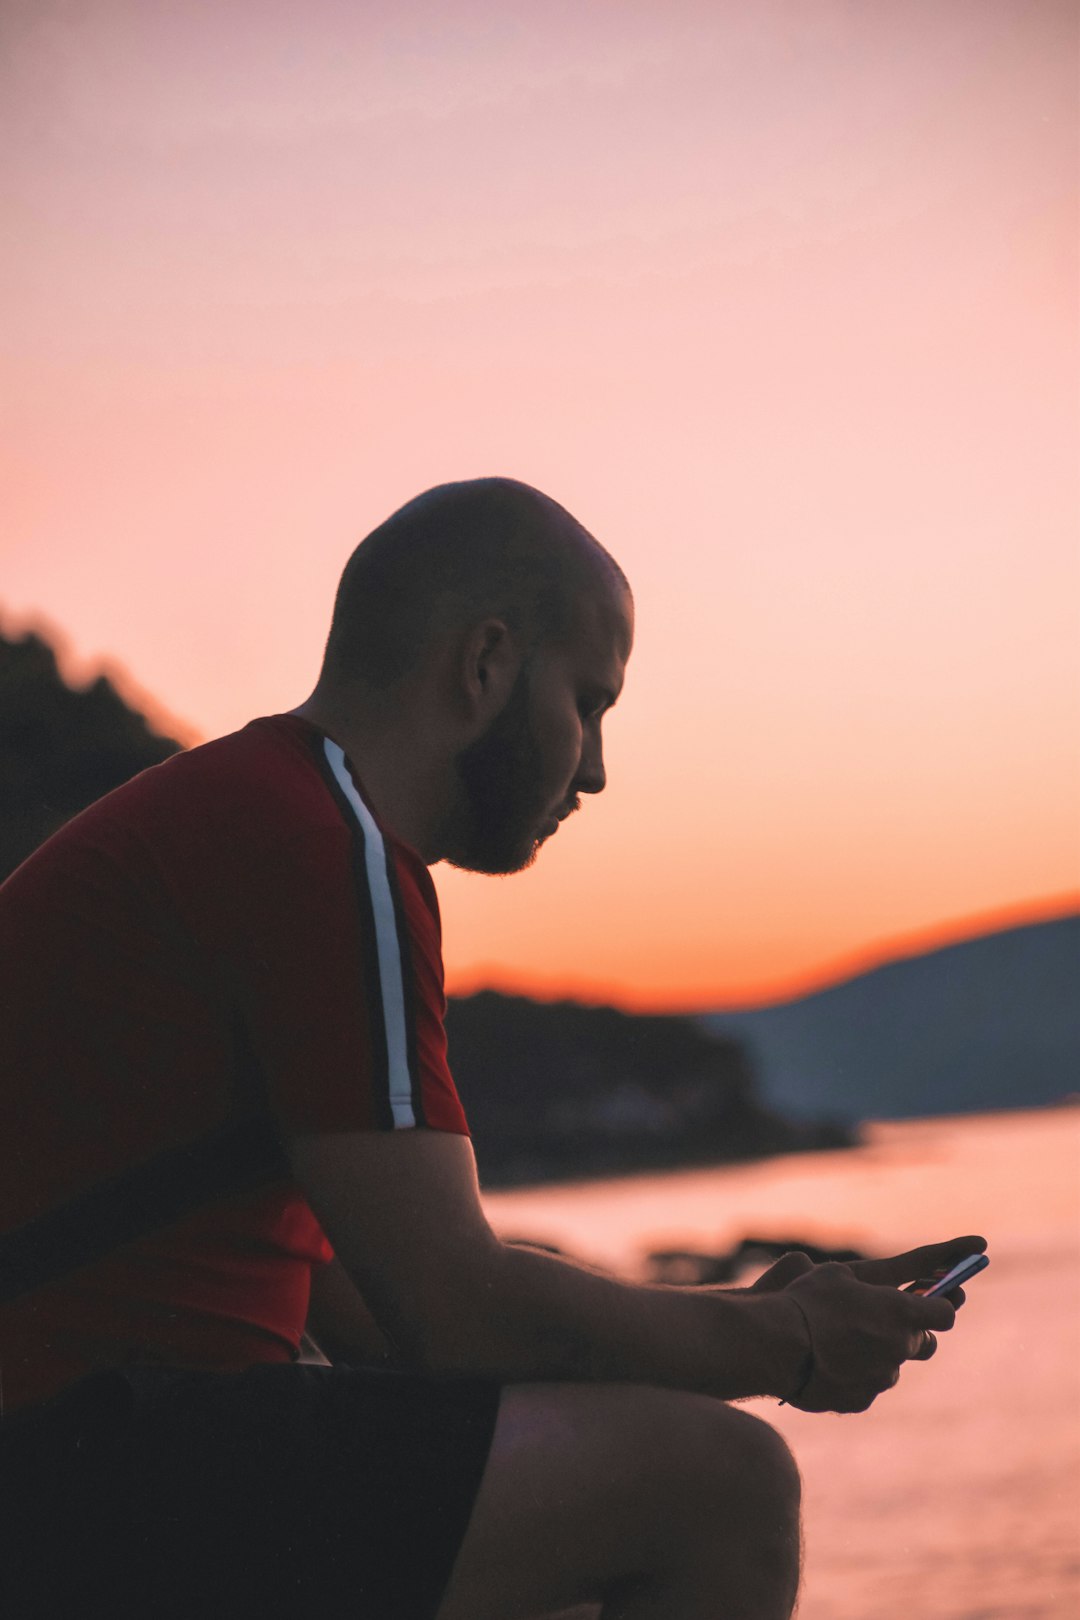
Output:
[{"xmin": 446, "ymin": 891, "xmax": 1080, "ymax": 1015}]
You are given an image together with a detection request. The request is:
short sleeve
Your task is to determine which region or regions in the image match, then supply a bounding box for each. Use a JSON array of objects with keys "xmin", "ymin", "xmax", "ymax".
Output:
[{"xmin": 224, "ymin": 790, "xmax": 469, "ymax": 1140}]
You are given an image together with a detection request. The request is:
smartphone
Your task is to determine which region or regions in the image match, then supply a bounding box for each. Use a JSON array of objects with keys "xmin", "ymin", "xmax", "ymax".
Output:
[{"xmin": 907, "ymin": 1252, "xmax": 989, "ymax": 1297}]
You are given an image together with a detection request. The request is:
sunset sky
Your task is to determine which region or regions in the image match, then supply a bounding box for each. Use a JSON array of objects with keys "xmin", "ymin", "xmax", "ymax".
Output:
[{"xmin": 3, "ymin": 0, "xmax": 1077, "ymax": 1008}]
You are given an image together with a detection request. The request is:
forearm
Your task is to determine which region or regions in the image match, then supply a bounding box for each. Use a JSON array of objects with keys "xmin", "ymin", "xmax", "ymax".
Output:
[
  {"xmin": 305, "ymin": 1257, "xmax": 398, "ymax": 1367},
  {"xmin": 372, "ymin": 1238, "xmax": 807, "ymax": 1400},
  {"xmin": 288, "ymin": 1131, "xmax": 807, "ymax": 1398}
]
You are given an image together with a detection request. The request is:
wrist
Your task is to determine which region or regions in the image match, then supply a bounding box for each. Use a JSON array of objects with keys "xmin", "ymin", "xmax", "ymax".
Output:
[
  {"xmin": 745, "ymin": 1290, "xmax": 815, "ymax": 1401},
  {"xmin": 777, "ymin": 1293, "xmax": 815, "ymax": 1404}
]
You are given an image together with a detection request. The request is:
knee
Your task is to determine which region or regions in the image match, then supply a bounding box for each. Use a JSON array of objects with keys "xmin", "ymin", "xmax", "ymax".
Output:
[
  {"xmin": 633, "ymin": 1399, "xmax": 800, "ymax": 1610},
  {"xmin": 690, "ymin": 1406, "xmax": 801, "ymax": 1538},
  {"xmin": 734, "ymin": 1409, "xmax": 800, "ymax": 1519}
]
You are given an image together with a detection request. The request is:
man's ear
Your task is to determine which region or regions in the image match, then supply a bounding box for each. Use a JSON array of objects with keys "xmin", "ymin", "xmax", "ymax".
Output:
[{"xmin": 459, "ymin": 618, "xmax": 520, "ymax": 718}]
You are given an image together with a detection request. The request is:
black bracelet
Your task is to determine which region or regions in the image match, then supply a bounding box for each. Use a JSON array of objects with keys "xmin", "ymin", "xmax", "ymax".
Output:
[{"xmin": 778, "ymin": 1294, "xmax": 816, "ymax": 1406}]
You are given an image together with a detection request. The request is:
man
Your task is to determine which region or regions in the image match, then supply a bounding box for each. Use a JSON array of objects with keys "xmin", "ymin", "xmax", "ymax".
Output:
[{"xmin": 0, "ymin": 477, "xmax": 982, "ymax": 1618}]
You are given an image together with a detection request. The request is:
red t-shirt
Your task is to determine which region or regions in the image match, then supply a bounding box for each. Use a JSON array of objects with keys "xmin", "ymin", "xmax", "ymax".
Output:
[{"xmin": 0, "ymin": 715, "xmax": 469, "ymax": 1411}]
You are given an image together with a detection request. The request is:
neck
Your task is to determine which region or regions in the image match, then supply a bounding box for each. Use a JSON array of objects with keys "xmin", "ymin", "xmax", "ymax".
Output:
[{"xmin": 289, "ymin": 692, "xmax": 453, "ymax": 862}]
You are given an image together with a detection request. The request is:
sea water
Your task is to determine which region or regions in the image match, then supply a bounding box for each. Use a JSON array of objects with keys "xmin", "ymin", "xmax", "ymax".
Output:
[{"xmin": 483, "ymin": 1106, "xmax": 1080, "ymax": 1619}]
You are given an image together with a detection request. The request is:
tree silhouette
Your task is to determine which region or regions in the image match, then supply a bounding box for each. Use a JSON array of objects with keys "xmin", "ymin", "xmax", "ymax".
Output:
[{"xmin": 0, "ymin": 629, "xmax": 182, "ymax": 883}]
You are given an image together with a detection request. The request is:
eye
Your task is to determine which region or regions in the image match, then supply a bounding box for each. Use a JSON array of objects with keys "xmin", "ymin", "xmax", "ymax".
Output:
[{"xmin": 578, "ymin": 687, "xmax": 615, "ymax": 722}]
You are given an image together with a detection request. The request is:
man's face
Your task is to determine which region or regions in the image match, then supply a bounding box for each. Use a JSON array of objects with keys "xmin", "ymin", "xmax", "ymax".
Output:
[{"xmin": 445, "ymin": 585, "xmax": 633, "ymax": 875}]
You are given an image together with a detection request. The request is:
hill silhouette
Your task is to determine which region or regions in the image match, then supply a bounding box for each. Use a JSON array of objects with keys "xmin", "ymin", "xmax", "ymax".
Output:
[
  {"xmin": 445, "ymin": 991, "xmax": 851, "ymax": 1185},
  {"xmin": 0, "ymin": 628, "xmax": 181, "ymax": 882},
  {"xmin": 705, "ymin": 913, "xmax": 1079, "ymax": 1122}
]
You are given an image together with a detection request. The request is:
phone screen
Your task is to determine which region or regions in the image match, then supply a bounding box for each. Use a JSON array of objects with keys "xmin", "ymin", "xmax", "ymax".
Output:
[{"xmin": 909, "ymin": 1253, "xmax": 989, "ymax": 1297}]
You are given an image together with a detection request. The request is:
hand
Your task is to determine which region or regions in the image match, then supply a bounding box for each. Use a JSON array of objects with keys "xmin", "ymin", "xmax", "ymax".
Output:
[
  {"xmin": 758, "ymin": 1235, "xmax": 986, "ymax": 1413},
  {"xmin": 847, "ymin": 1235, "xmax": 987, "ymax": 1307},
  {"xmin": 751, "ymin": 1235, "xmax": 986, "ymax": 1299}
]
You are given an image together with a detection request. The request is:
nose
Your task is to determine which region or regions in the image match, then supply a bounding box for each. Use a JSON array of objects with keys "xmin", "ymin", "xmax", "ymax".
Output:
[{"xmin": 574, "ymin": 724, "xmax": 606, "ymax": 796}]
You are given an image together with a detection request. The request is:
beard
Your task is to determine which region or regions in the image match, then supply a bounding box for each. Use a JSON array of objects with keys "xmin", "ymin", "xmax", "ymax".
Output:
[{"xmin": 443, "ymin": 670, "xmax": 554, "ymax": 875}]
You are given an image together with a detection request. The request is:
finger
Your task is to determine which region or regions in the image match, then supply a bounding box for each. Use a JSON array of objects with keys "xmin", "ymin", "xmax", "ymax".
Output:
[
  {"xmin": 748, "ymin": 1252, "xmax": 816, "ymax": 1291},
  {"xmin": 850, "ymin": 1235, "xmax": 986, "ymax": 1287},
  {"xmin": 851, "ymin": 1235, "xmax": 986, "ymax": 1286},
  {"xmin": 908, "ymin": 1330, "xmax": 938, "ymax": 1362},
  {"xmin": 903, "ymin": 1280, "xmax": 968, "ymax": 1309},
  {"xmin": 906, "ymin": 1293, "xmax": 957, "ymax": 1332}
]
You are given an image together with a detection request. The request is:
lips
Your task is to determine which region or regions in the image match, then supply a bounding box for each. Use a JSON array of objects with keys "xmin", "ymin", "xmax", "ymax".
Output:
[{"xmin": 540, "ymin": 803, "xmax": 577, "ymax": 840}]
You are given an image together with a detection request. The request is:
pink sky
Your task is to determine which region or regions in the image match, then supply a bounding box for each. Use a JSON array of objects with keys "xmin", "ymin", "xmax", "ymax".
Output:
[{"xmin": 2, "ymin": 0, "xmax": 1077, "ymax": 1006}]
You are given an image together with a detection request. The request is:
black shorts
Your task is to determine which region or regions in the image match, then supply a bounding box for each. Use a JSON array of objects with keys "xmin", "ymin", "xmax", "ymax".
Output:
[{"xmin": 1, "ymin": 1362, "xmax": 501, "ymax": 1619}]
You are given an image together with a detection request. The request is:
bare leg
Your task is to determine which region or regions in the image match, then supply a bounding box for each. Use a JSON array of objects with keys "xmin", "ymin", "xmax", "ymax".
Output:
[{"xmin": 437, "ymin": 1384, "xmax": 802, "ymax": 1620}]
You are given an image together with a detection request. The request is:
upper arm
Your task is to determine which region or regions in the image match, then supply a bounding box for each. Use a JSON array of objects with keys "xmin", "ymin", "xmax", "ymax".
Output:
[
  {"xmin": 220, "ymin": 739, "xmax": 493, "ymax": 1363},
  {"xmin": 287, "ymin": 1128, "xmax": 503, "ymax": 1368},
  {"xmin": 228, "ymin": 821, "xmax": 467, "ymax": 1140}
]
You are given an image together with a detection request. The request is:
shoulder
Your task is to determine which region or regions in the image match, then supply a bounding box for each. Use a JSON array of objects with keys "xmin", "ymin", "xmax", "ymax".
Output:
[
  {"xmin": 143, "ymin": 715, "xmax": 345, "ymax": 840},
  {"xmin": 98, "ymin": 714, "xmax": 352, "ymax": 860},
  {"xmin": 0, "ymin": 716, "xmax": 350, "ymax": 918},
  {"xmin": 303, "ymin": 729, "xmax": 443, "ymax": 935}
]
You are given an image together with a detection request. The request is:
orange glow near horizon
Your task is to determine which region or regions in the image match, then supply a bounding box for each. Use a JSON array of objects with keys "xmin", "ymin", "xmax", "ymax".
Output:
[
  {"xmin": 445, "ymin": 892, "xmax": 1080, "ymax": 1012},
  {"xmin": 3, "ymin": 1, "xmax": 1077, "ymax": 1009}
]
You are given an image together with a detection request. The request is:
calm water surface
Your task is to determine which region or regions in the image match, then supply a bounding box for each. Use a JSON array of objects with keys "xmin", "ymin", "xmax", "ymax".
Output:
[{"xmin": 484, "ymin": 1107, "xmax": 1080, "ymax": 1619}]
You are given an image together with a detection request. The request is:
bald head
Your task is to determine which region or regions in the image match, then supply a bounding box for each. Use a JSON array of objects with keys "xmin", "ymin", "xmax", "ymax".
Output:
[{"xmin": 320, "ymin": 477, "xmax": 628, "ymax": 690}]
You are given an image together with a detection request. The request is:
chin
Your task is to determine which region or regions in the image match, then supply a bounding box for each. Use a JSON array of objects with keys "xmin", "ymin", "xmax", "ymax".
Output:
[{"xmin": 444, "ymin": 833, "xmax": 542, "ymax": 877}]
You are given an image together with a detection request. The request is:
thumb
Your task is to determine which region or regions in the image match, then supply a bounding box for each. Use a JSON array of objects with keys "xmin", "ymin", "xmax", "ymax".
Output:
[
  {"xmin": 850, "ymin": 1235, "xmax": 986, "ymax": 1288},
  {"xmin": 749, "ymin": 1252, "xmax": 817, "ymax": 1291}
]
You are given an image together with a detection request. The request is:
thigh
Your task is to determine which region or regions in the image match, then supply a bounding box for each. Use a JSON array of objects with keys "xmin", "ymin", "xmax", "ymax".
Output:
[
  {"xmin": 437, "ymin": 1383, "xmax": 788, "ymax": 1620},
  {"xmin": 8, "ymin": 1364, "xmax": 500, "ymax": 1620},
  {"xmin": 135, "ymin": 1363, "xmax": 501, "ymax": 1620}
]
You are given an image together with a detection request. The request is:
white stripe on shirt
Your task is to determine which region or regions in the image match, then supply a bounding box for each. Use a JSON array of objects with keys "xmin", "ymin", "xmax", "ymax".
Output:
[{"xmin": 324, "ymin": 739, "xmax": 416, "ymax": 1129}]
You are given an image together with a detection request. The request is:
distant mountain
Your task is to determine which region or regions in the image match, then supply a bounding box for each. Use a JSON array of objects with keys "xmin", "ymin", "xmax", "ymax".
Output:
[{"xmin": 703, "ymin": 915, "xmax": 1079, "ymax": 1123}]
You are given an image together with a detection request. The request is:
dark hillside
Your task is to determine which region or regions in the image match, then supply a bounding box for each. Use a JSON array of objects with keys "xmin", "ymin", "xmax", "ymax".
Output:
[
  {"xmin": 0, "ymin": 629, "xmax": 181, "ymax": 882},
  {"xmin": 446, "ymin": 991, "xmax": 851, "ymax": 1185}
]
